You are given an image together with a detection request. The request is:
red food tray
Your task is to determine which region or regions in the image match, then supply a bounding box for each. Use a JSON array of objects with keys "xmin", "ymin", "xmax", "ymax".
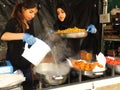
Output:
[{"xmin": 106, "ymin": 56, "xmax": 120, "ymax": 65}]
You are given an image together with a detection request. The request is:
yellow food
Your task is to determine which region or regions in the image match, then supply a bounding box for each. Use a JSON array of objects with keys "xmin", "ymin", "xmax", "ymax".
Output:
[{"xmin": 54, "ymin": 27, "xmax": 86, "ymax": 34}]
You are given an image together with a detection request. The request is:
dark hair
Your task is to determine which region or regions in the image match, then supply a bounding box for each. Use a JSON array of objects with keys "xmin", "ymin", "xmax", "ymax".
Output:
[
  {"xmin": 11, "ymin": 0, "xmax": 39, "ymax": 32},
  {"xmin": 54, "ymin": 2, "xmax": 76, "ymax": 30}
]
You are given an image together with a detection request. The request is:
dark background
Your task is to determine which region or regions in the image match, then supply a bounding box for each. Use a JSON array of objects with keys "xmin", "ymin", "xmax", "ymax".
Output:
[{"xmin": 0, "ymin": 0, "xmax": 119, "ymax": 54}]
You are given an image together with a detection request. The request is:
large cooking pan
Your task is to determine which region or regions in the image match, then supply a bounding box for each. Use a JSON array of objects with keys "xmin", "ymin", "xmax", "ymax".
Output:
[
  {"xmin": 54, "ymin": 27, "xmax": 88, "ymax": 38},
  {"xmin": 60, "ymin": 31, "xmax": 88, "ymax": 38},
  {"xmin": 33, "ymin": 62, "xmax": 70, "ymax": 85}
]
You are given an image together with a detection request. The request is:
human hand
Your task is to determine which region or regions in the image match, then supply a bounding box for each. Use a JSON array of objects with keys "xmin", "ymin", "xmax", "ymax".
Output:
[
  {"xmin": 23, "ymin": 33, "xmax": 36, "ymax": 45},
  {"xmin": 87, "ymin": 24, "xmax": 97, "ymax": 34}
]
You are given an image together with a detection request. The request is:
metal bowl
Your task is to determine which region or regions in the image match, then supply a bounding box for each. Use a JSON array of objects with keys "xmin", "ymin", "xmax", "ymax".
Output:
[
  {"xmin": 41, "ymin": 74, "xmax": 68, "ymax": 85},
  {"xmin": 60, "ymin": 32, "xmax": 88, "ymax": 38},
  {"xmin": 33, "ymin": 62, "xmax": 70, "ymax": 85}
]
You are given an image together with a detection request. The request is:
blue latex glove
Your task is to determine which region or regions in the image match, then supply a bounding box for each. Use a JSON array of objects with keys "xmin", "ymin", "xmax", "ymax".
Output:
[
  {"xmin": 23, "ymin": 33, "xmax": 36, "ymax": 45},
  {"xmin": 87, "ymin": 24, "xmax": 97, "ymax": 34}
]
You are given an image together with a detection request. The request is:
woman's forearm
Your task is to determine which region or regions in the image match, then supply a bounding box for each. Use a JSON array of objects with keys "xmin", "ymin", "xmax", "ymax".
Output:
[{"xmin": 1, "ymin": 32, "xmax": 24, "ymax": 41}]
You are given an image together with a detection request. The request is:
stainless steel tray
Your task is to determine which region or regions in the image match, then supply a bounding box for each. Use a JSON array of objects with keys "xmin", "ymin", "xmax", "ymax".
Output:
[
  {"xmin": 83, "ymin": 70, "xmax": 105, "ymax": 77},
  {"xmin": 60, "ymin": 32, "xmax": 88, "ymax": 38},
  {"xmin": 107, "ymin": 64, "xmax": 120, "ymax": 74}
]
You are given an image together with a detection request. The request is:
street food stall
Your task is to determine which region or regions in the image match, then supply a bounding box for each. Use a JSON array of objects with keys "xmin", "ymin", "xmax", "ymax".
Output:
[{"xmin": 0, "ymin": 0, "xmax": 120, "ymax": 90}]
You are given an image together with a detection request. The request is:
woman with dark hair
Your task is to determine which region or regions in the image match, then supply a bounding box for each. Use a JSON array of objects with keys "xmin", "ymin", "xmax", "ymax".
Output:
[
  {"xmin": 54, "ymin": 2, "xmax": 81, "ymax": 57},
  {"xmin": 54, "ymin": 2, "xmax": 76, "ymax": 30},
  {"xmin": 0, "ymin": 0, "xmax": 39, "ymax": 89},
  {"xmin": 54, "ymin": 1, "xmax": 98, "ymax": 56},
  {"xmin": 53, "ymin": 2, "xmax": 81, "ymax": 82}
]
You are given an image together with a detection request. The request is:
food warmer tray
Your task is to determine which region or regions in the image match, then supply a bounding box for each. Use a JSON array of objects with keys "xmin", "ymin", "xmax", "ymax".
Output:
[
  {"xmin": 107, "ymin": 63, "xmax": 120, "ymax": 76},
  {"xmin": 77, "ymin": 69, "xmax": 105, "ymax": 78},
  {"xmin": 60, "ymin": 32, "xmax": 88, "ymax": 38}
]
